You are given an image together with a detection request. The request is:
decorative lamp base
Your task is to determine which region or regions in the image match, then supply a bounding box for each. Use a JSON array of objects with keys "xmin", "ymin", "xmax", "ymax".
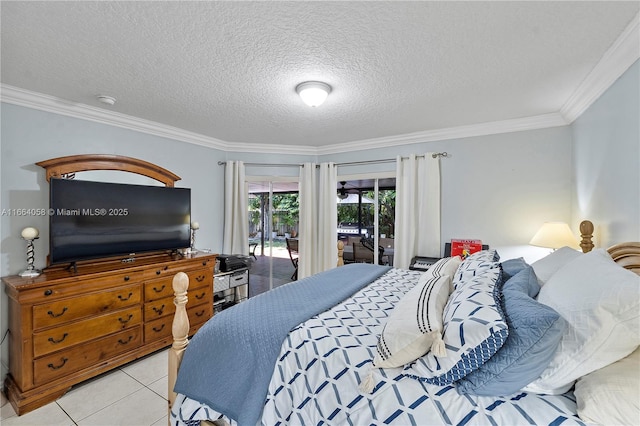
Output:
[{"xmin": 19, "ymin": 269, "xmax": 41, "ymax": 278}]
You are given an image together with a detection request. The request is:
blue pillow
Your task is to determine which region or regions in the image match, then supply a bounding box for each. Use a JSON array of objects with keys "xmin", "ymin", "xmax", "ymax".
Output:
[
  {"xmin": 500, "ymin": 257, "xmax": 528, "ymax": 281},
  {"xmin": 455, "ymin": 269, "xmax": 565, "ymax": 396},
  {"xmin": 503, "ymin": 265, "xmax": 540, "ymax": 298}
]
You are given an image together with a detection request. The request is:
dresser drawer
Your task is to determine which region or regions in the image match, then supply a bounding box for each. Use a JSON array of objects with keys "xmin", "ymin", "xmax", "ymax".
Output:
[
  {"xmin": 188, "ymin": 302, "xmax": 213, "ymax": 329},
  {"xmin": 144, "ymin": 258, "xmax": 214, "ymax": 279},
  {"xmin": 23, "ymin": 271, "xmax": 145, "ymax": 304},
  {"xmin": 144, "ymin": 316, "xmax": 172, "ymax": 343},
  {"xmin": 34, "ymin": 326, "xmax": 143, "ymax": 385},
  {"xmin": 144, "ymin": 279, "xmax": 174, "ymax": 301},
  {"xmin": 189, "ymin": 282, "xmax": 212, "ymax": 306},
  {"xmin": 144, "ymin": 296, "xmax": 175, "ymax": 321},
  {"xmin": 33, "ymin": 306, "xmax": 141, "ymax": 357},
  {"xmin": 145, "ymin": 268, "xmax": 212, "ymax": 302},
  {"xmin": 33, "ymin": 285, "xmax": 141, "ymax": 330}
]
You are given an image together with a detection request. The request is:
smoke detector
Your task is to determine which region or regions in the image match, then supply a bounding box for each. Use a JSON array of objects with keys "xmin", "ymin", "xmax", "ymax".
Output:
[{"xmin": 96, "ymin": 95, "xmax": 116, "ymax": 105}]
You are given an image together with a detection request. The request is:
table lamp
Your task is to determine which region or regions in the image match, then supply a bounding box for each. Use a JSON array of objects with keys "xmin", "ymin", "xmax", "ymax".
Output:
[
  {"xmin": 529, "ymin": 222, "xmax": 580, "ymax": 251},
  {"xmin": 19, "ymin": 226, "xmax": 41, "ymax": 277}
]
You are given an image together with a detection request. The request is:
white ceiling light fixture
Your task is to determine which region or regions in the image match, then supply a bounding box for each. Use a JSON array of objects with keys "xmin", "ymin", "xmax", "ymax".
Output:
[{"xmin": 296, "ymin": 81, "xmax": 331, "ymax": 107}]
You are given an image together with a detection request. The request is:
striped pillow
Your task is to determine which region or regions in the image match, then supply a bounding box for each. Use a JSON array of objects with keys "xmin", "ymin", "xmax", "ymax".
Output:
[
  {"xmin": 403, "ymin": 265, "xmax": 508, "ymax": 386},
  {"xmin": 373, "ymin": 274, "xmax": 452, "ymax": 369},
  {"xmin": 421, "ymin": 256, "xmax": 462, "ymax": 281}
]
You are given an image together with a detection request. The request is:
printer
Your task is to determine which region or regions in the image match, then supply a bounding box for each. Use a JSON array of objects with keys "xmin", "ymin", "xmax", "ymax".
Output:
[{"xmin": 217, "ymin": 254, "xmax": 250, "ymax": 272}]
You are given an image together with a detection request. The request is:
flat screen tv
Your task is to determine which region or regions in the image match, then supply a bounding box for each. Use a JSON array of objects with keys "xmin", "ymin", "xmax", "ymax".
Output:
[{"xmin": 49, "ymin": 178, "xmax": 191, "ymax": 265}]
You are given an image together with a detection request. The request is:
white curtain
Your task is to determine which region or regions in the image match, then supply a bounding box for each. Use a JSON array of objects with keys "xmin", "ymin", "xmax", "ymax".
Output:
[
  {"xmin": 298, "ymin": 162, "xmax": 337, "ymax": 278},
  {"xmin": 317, "ymin": 163, "xmax": 338, "ymax": 272},
  {"xmin": 222, "ymin": 161, "xmax": 248, "ymax": 255},
  {"xmin": 394, "ymin": 154, "xmax": 441, "ymax": 268},
  {"xmin": 298, "ymin": 163, "xmax": 317, "ymax": 279}
]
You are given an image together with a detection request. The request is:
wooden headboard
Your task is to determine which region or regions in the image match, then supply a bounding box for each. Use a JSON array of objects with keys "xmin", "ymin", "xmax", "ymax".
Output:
[
  {"xmin": 580, "ymin": 219, "xmax": 640, "ymax": 275},
  {"xmin": 608, "ymin": 242, "xmax": 640, "ymax": 275}
]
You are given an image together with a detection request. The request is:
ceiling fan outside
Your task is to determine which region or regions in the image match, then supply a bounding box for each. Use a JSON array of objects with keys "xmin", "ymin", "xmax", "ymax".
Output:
[{"xmin": 338, "ymin": 181, "xmax": 348, "ymax": 200}]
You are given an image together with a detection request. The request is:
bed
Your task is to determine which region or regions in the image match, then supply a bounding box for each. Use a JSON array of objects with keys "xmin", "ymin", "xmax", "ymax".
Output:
[{"xmin": 168, "ymin": 220, "xmax": 640, "ymax": 426}]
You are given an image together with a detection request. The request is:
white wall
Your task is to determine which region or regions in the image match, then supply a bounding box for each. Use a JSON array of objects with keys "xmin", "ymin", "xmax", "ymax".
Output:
[
  {"xmin": 321, "ymin": 126, "xmax": 574, "ymax": 261},
  {"xmin": 571, "ymin": 60, "xmax": 640, "ymax": 247}
]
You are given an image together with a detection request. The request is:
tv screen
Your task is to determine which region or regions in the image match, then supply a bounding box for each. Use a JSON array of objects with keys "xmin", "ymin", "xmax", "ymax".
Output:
[{"xmin": 49, "ymin": 178, "xmax": 191, "ymax": 265}]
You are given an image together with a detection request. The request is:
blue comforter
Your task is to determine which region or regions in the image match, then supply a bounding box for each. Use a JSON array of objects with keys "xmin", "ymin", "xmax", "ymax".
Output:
[{"xmin": 173, "ymin": 263, "xmax": 391, "ymax": 426}]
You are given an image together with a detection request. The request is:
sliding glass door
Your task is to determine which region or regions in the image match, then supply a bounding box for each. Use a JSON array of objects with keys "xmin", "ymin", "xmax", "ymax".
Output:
[
  {"xmin": 337, "ymin": 177, "xmax": 396, "ymax": 265},
  {"xmin": 247, "ymin": 179, "xmax": 299, "ymax": 295}
]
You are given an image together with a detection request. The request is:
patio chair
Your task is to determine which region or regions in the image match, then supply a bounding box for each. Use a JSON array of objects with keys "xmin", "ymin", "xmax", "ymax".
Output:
[
  {"xmin": 286, "ymin": 238, "xmax": 299, "ymax": 280},
  {"xmin": 249, "ymin": 242, "xmax": 258, "ymax": 260},
  {"xmin": 352, "ymin": 242, "xmax": 375, "ymax": 264},
  {"xmin": 360, "ymin": 237, "xmax": 388, "ymax": 265}
]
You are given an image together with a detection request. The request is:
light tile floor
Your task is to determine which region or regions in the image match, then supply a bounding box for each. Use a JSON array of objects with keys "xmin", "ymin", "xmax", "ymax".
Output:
[{"xmin": 1, "ymin": 348, "xmax": 169, "ymax": 426}]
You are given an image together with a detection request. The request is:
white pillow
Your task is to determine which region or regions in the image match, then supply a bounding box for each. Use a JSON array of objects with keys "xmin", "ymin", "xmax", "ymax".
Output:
[
  {"xmin": 525, "ymin": 249, "xmax": 640, "ymax": 394},
  {"xmin": 421, "ymin": 256, "xmax": 462, "ymax": 280},
  {"xmin": 575, "ymin": 346, "xmax": 640, "ymax": 426},
  {"xmin": 373, "ymin": 274, "xmax": 451, "ymax": 368},
  {"xmin": 530, "ymin": 246, "xmax": 582, "ymax": 286}
]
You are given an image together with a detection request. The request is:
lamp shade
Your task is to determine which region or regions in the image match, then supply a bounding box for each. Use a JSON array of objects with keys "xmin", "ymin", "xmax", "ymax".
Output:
[
  {"xmin": 529, "ymin": 222, "xmax": 579, "ymax": 250},
  {"xmin": 296, "ymin": 81, "xmax": 331, "ymax": 107},
  {"xmin": 21, "ymin": 227, "xmax": 39, "ymax": 240}
]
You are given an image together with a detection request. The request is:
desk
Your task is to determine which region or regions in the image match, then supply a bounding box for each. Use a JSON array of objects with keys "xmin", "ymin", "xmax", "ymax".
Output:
[{"xmin": 342, "ymin": 245, "xmax": 394, "ymax": 265}]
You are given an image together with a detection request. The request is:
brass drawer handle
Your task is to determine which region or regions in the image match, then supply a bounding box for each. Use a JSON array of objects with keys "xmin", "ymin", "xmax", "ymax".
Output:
[
  {"xmin": 118, "ymin": 336, "xmax": 133, "ymax": 345},
  {"xmin": 155, "ymin": 266, "xmax": 169, "ymax": 275},
  {"xmin": 195, "ymin": 310, "xmax": 205, "ymax": 317},
  {"xmin": 153, "ymin": 305, "xmax": 165, "ymax": 315},
  {"xmin": 118, "ymin": 314, "xmax": 134, "ymax": 324},
  {"xmin": 195, "ymin": 292, "xmax": 205, "ymax": 300},
  {"xmin": 152, "ymin": 324, "xmax": 165, "ymax": 333},
  {"xmin": 195, "ymin": 275, "xmax": 205, "ymax": 282},
  {"xmin": 47, "ymin": 307, "xmax": 68, "ymax": 318},
  {"xmin": 47, "ymin": 357, "xmax": 68, "ymax": 370},
  {"xmin": 118, "ymin": 292, "xmax": 133, "ymax": 301},
  {"xmin": 44, "ymin": 289, "xmax": 53, "ymax": 296},
  {"xmin": 124, "ymin": 276, "xmax": 130, "ymax": 281},
  {"xmin": 48, "ymin": 333, "xmax": 68, "ymax": 344},
  {"xmin": 152, "ymin": 285, "xmax": 166, "ymax": 293}
]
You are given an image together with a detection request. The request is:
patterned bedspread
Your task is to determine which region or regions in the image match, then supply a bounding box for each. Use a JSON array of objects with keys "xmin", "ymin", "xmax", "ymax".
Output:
[{"xmin": 171, "ymin": 268, "xmax": 586, "ymax": 426}]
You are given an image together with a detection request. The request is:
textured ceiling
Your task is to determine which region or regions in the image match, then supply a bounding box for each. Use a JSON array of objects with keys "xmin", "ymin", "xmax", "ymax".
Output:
[{"xmin": 1, "ymin": 1, "xmax": 638, "ymax": 149}]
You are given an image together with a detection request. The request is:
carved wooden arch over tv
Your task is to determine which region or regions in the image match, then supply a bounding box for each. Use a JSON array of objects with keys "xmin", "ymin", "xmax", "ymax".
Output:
[{"xmin": 36, "ymin": 154, "xmax": 181, "ymax": 187}]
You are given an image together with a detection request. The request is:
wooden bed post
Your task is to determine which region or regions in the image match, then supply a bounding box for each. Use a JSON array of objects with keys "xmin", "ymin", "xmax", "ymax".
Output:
[
  {"xmin": 168, "ymin": 272, "xmax": 190, "ymax": 412},
  {"xmin": 337, "ymin": 240, "xmax": 344, "ymax": 266},
  {"xmin": 580, "ymin": 220, "xmax": 595, "ymax": 253}
]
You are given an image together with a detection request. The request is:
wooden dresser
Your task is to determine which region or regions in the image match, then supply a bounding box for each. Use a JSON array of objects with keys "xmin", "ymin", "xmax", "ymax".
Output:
[{"xmin": 3, "ymin": 251, "xmax": 216, "ymax": 415}]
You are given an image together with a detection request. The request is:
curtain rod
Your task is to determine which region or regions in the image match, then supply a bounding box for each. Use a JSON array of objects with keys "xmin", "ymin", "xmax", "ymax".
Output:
[{"xmin": 217, "ymin": 152, "xmax": 448, "ymax": 168}]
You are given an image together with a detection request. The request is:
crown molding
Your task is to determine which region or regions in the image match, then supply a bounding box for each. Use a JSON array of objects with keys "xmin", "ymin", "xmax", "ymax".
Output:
[
  {"xmin": 561, "ymin": 12, "xmax": 639, "ymax": 123},
  {"xmin": 316, "ymin": 113, "xmax": 568, "ymax": 155},
  {"xmin": 0, "ymin": 84, "xmax": 231, "ymax": 150},
  {"xmin": 0, "ymin": 84, "xmax": 569, "ymax": 156},
  {"xmin": 3, "ymin": 6, "xmax": 636, "ymax": 160}
]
